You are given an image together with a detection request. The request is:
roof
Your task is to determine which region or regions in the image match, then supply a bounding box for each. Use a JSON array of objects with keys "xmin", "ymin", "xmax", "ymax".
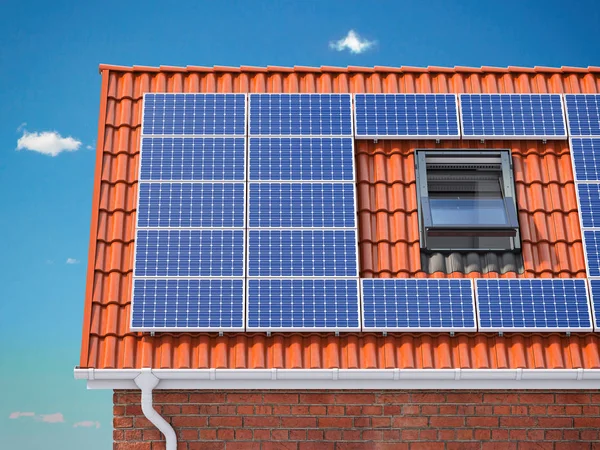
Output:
[{"xmin": 79, "ymin": 64, "xmax": 600, "ymax": 370}]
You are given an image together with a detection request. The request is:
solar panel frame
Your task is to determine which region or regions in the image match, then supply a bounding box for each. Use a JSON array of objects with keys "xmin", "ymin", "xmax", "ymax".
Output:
[
  {"xmin": 248, "ymin": 93, "xmax": 353, "ymax": 137},
  {"xmin": 458, "ymin": 94, "xmax": 568, "ymax": 140},
  {"xmin": 245, "ymin": 278, "xmax": 361, "ymax": 331},
  {"xmin": 142, "ymin": 93, "xmax": 247, "ymax": 136},
  {"xmin": 360, "ymin": 279, "xmax": 477, "ymax": 332},
  {"xmin": 586, "ymin": 279, "xmax": 600, "ymax": 332},
  {"xmin": 564, "ymin": 94, "xmax": 600, "ymax": 137},
  {"xmin": 353, "ymin": 93, "xmax": 461, "ymax": 140},
  {"xmin": 474, "ymin": 279, "xmax": 593, "ymax": 332},
  {"xmin": 130, "ymin": 278, "xmax": 246, "ymax": 332},
  {"xmin": 569, "ymin": 138, "xmax": 600, "ymax": 182}
]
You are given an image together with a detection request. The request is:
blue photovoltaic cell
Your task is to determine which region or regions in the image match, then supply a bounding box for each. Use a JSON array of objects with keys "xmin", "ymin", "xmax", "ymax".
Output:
[
  {"xmin": 139, "ymin": 137, "xmax": 245, "ymax": 181},
  {"xmin": 248, "ymin": 138, "xmax": 354, "ymax": 181},
  {"xmin": 248, "ymin": 183, "xmax": 355, "ymax": 228},
  {"xmin": 137, "ymin": 183, "xmax": 245, "ymax": 228},
  {"xmin": 131, "ymin": 278, "xmax": 244, "ymax": 330},
  {"xmin": 460, "ymin": 94, "xmax": 566, "ymax": 138},
  {"xmin": 247, "ymin": 230, "xmax": 358, "ymax": 277},
  {"xmin": 134, "ymin": 229, "xmax": 244, "ymax": 277},
  {"xmin": 476, "ymin": 279, "xmax": 592, "ymax": 331},
  {"xmin": 248, "ymin": 94, "xmax": 352, "ymax": 136},
  {"xmin": 354, "ymin": 94, "xmax": 460, "ymax": 138},
  {"xmin": 584, "ymin": 230, "xmax": 600, "ymax": 277},
  {"xmin": 565, "ymin": 94, "xmax": 600, "ymax": 137},
  {"xmin": 571, "ymin": 138, "xmax": 600, "ymax": 181},
  {"xmin": 586, "ymin": 279, "xmax": 600, "ymax": 330},
  {"xmin": 361, "ymin": 279, "xmax": 476, "ymax": 330},
  {"xmin": 142, "ymin": 93, "xmax": 246, "ymax": 136},
  {"xmin": 577, "ymin": 184, "xmax": 600, "ymax": 229},
  {"xmin": 246, "ymin": 279, "xmax": 360, "ymax": 330}
]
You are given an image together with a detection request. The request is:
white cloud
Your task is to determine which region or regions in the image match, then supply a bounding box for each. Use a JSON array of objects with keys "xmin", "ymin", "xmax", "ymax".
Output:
[
  {"xmin": 66, "ymin": 258, "xmax": 80, "ymax": 264},
  {"xmin": 9, "ymin": 412, "xmax": 35, "ymax": 419},
  {"xmin": 86, "ymin": 145, "xmax": 94, "ymax": 150},
  {"xmin": 329, "ymin": 30, "xmax": 375, "ymax": 54},
  {"xmin": 16, "ymin": 122, "xmax": 27, "ymax": 133},
  {"xmin": 73, "ymin": 421, "xmax": 101, "ymax": 429},
  {"xmin": 39, "ymin": 413, "xmax": 64, "ymax": 423},
  {"xmin": 16, "ymin": 131, "xmax": 82, "ymax": 157}
]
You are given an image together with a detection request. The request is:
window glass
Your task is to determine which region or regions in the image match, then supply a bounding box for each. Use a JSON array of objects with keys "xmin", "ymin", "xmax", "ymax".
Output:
[{"xmin": 429, "ymin": 196, "xmax": 508, "ymax": 226}]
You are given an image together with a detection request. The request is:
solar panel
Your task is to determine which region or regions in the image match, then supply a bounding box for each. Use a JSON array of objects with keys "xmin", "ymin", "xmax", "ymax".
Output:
[
  {"xmin": 137, "ymin": 182, "xmax": 245, "ymax": 228},
  {"xmin": 247, "ymin": 230, "xmax": 358, "ymax": 277},
  {"xmin": 134, "ymin": 229, "xmax": 244, "ymax": 277},
  {"xmin": 586, "ymin": 279, "xmax": 600, "ymax": 331},
  {"xmin": 565, "ymin": 94, "xmax": 600, "ymax": 137},
  {"xmin": 459, "ymin": 94, "xmax": 566, "ymax": 139},
  {"xmin": 248, "ymin": 137, "xmax": 354, "ymax": 181},
  {"xmin": 576, "ymin": 184, "xmax": 600, "ymax": 229},
  {"xmin": 142, "ymin": 93, "xmax": 246, "ymax": 136},
  {"xmin": 246, "ymin": 279, "xmax": 360, "ymax": 331},
  {"xmin": 583, "ymin": 230, "xmax": 600, "ymax": 277},
  {"xmin": 361, "ymin": 279, "xmax": 476, "ymax": 331},
  {"xmin": 130, "ymin": 278, "xmax": 245, "ymax": 331},
  {"xmin": 354, "ymin": 94, "xmax": 460, "ymax": 139},
  {"xmin": 248, "ymin": 183, "xmax": 356, "ymax": 228},
  {"xmin": 475, "ymin": 279, "xmax": 592, "ymax": 331},
  {"xmin": 570, "ymin": 138, "xmax": 600, "ymax": 181},
  {"xmin": 248, "ymin": 94, "xmax": 352, "ymax": 136},
  {"xmin": 139, "ymin": 137, "xmax": 246, "ymax": 181}
]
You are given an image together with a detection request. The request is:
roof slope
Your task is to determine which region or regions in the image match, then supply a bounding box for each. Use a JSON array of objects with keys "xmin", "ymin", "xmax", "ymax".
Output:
[{"xmin": 80, "ymin": 65, "xmax": 600, "ymax": 370}]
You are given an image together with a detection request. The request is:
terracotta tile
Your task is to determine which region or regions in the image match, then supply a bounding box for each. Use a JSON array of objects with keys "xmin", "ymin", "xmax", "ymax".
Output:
[{"xmin": 80, "ymin": 66, "xmax": 599, "ymax": 370}]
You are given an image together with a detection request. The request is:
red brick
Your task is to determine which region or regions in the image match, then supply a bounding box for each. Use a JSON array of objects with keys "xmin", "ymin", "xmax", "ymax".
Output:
[
  {"xmin": 114, "ymin": 405, "xmax": 126, "ymax": 415},
  {"xmin": 114, "ymin": 417, "xmax": 133, "ymax": 428},
  {"xmin": 288, "ymin": 430, "xmax": 306, "ymax": 440},
  {"xmin": 335, "ymin": 393, "xmax": 376, "ymax": 404},
  {"xmin": 582, "ymin": 430, "xmax": 600, "ymax": 440},
  {"xmin": 188, "ymin": 392, "xmax": 226, "ymax": 403},
  {"xmin": 574, "ymin": 417, "xmax": 600, "ymax": 427},
  {"xmin": 445, "ymin": 393, "xmax": 482, "ymax": 403},
  {"xmin": 456, "ymin": 405, "xmax": 475, "ymax": 415},
  {"xmin": 335, "ymin": 444, "xmax": 374, "ymax": 450},
  {"xmin": 582, "ymin": 405, "xmax": 600, "ymax": 415},
  {"xmin": 142, "ymin": 429, "xmax": 161, "ymax": 440},
  {"xmin": 563, "ymin": 429, "xmax": 580, "ymax": 440},
  {"xmin": 341, "ymin": 430, "xmax": 361, "ymax": 440},
  {"xmin": 556, "ymin": 393, "xmax": 591, "ymax": 404},
  {"xmin": 418, "ymin": 429, "xmax": 437, "ymax": 441},
  {"xmin": 474, "ymin": 429, "xmax": 491, "ymax": 440},
  {"xmin": 299, "ymin": 443, "xmax": 334, "ymax": 450},
  {"xmin": 308, "ymin": 405, "xmax": 326, "ymax": 415},
  {"xmin": 555, "ymin": 444, "xmax": 593, "ymax": 450},
  {"xmin": 354, "ymin": 417, "xmax": 370, "ymax": 428},
  {"xmin": 300, "ymin": 393, "xmax": 335, "ymax": 404},
  {"xmin": 439, "ymin": 405, "xmax": 458, "ymax": 414},
  {"xmin": 237, "ymin": 405, "xmax": 254, "ymax": 414},
  {"xmin": 207, "ymin": 416, "xmax": 240, "ymax": 427},
  {"xmin": 216, "ymin": 428, "xmax": 234, "ymax": 440},
  {"xmin": 113, "ymin": 430, "xmax": 124, "ymax": 441},
  {"xmin": 372, "ymin": 417, "xmax": 391, "ymax": 428},
  {"xmin": 383, "ymin": 405, "xmax": 402, "ymax": 415},
  {"xmin": 244, "ymin": 416, "xmax": 280, "ymax": 427},
  {"xmin": 564, "ymin": 405, "xmax": 583, "ymax": 415},
  {"xmin": 306, "ymin": 429, "xmax": 323, "ymax": 440},
  {"xmin": 456, "ymin": 429, "xmax": 474, "ymax": 440},
  {"xmin": 254, "ymin": 405, "xmax": 272, "ymax": 415},
  {"xmin": 226, "ymin": 443, "xmax": 260, "ymax": 450},
  {"xmin": 517, "ymin": 444, "xmax": 552, "ymax": 450},
  {"xmin": 402, "ymin": 405, "xmax": 420, "ymax": 415},
  {"xmin": 272, "ymin": 405, "xmax": 292, "ymax": 415},
  {"xmin": 527, "ymin": 429, "xmax": 544, "ymax": 440},
  {"xmin": 371, "ymin": 445, "xmax": 408, "ymax": 450},
  {"xmin": 115, "ymin": 393, "xmax": 140, "ymax": 404},
  {"xmin": 466, "ymin": 416, "xmax": 499, "ymax": 427},
  {"xmin": 179, "ymin": 429, "xmax": 198, "ymax": 440},
  {"xmin": 537, "ymin": 417, "xmax": 573, "ymax": 428},
  {"xmin": 491, "ymin": 429, "xmax": 509, "ymax": 440},
  {"xmin": 382, "ymin": 430, "xmax": 401, "ymax": 440},
  {"xmin": 544, "ymin": 429, "xmax": 563, "ymax": 440},
  {"xmin": 291, "ymin": 405, "xmax": 310, "ymax": 415},
  {"xmin": 226, "ymin": 392, "xmax": 262, "ymax": 403},
  {"xmin": 510, "ymin": 405, "xmax": 528, "ymax": 415},
  {"xmin": 161, "ymin": 405, "xmax": 180, "ymax": 415},
  {"xmin": 519, "ymin": 393, "xmax": 554, "ymax": 404},
  {"xmin": 509, "ymin": 429, "xmax": 528, "ymax": 440},
  {"xmin": 133, "ymin": 417, "xmax": 153, "ymax": 428},
  {"xmin": 271, "ymin": 429, "xmax": 289, "ymax": 440},
  {"xmin": 217, "ymin": 405, "xmax": 236, "ymax": 415},
  {"xmin": 392, "ymin": 416, "xmax": 428, "ymax": 428},
  {"xmin": 420, "ymin": 405, "xmax": 438, "ymax": 415},
  {"xmin": 376, "ymin": 393, "xmax": 410, "ymax": 404},
  {"xmin": 327, "ymin": 405, "xmax": 345, "ymax": 415},
  {"xmin": 475, "ymin": 405, "xmax": 493, "ymax": 415},
  {"xmin": 324, "ymin": 430, "xmax": 342, "ymax": 440},
  {"xmin": 253, "ymin": 429, "xmax": 271, "ymax": 440},
  {"xmin": 362, "ymin": 430, "xmax": 383, "ymax": 440},
  {"xmin": 437, "ymin": 429, "xmax": 455, "ymax": 440},
  {"xmin": 362, "ymin": 405, "xmax": 383, "ymax": 415},
  {"xmin": 198, "ymin": 429, "xmax": 217, "ymax": 440},
  {"xmin": 409, "ymin": 443, "xmax": 445, "ymax": 450},
  {"xmin": 493, "ymin": 405, "xmax": 511, "ymax": 415},
  {"xmin": 280, "ymin": 417, "xmax": 317, "ymax": 428},
  {"xmin": 235, "ymin": 429, "xmax": 253, "ymax": 440},
  {"xmin": 121, "ymin": 429, "xmax": 140, "ymax": 440},
  {"xmin": 346, "ymin": 405, "xmax": 362, "ymax": 415},
  {"xmin": 319, "ymin": 417, "xmax": 353, "ymax": 428},
  {"xmin": 263, "ymin": 393, "xmax": 299, "ymax": 404},
  {"xmin": 528, "ymin": 405, "xmax": 547, "ymax": 415},
  {"xmin": 482, "ymin": 443, "xmax": 517, "ymax": 450},
  {"xmin": 448, "ymin": 444, "xmax": 479, "ymax": 450},
  {"xmin": 188, "ymin": 444, "xmax": 224, "ymax": 450},
  {"xmin": 114, "ymin": 444, "xmax": 151, "ymax": 450},
  {"xmin": 411, "ymin": 393, "xmax": 445, "ymax": 403},
  {"xmin": 262, "ymin": 442, "xmax": 298, "ymax": 450},
  {"xmin": 430, "ymin": 416, "xmax": 465, "ymax": 427},
  {"xmin": 483, "ymin": 393, "xmax": 519, "ymax": 403},
  {"xmin": 180, "ymin": 405, "xmax": 200, "ymax": 414},
  {"xmin": 500, "ymin": 416, "xmax": 536, "ymax": 427},
  {"xmin": 401, "ymin": 430, "xmax": 419, "ymax": 441},
  {"xmin": 154, "ymin": 392, "xmax": 188, "ymax": 403}
]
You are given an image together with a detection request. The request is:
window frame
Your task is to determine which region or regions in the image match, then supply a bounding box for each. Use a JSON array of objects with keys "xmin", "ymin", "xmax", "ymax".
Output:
[{"xmin": 415, "ymin": 149, "xmax": 521, "ymax": 252}]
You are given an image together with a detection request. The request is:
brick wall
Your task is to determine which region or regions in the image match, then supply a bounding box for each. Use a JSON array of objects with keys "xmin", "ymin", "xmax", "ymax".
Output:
[{"xmin": 113, "ymin": 390, "xmax": 600, "ymax": 450}]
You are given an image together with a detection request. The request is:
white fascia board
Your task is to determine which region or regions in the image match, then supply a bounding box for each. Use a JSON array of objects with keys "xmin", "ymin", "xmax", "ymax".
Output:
[{"xmin": 74, "ymin": 368, "xmax": 600, "ymax": 390}]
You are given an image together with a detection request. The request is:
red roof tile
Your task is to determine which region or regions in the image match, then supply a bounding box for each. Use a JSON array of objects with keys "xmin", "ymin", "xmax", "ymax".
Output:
[{"xmin": 80, "ymin": 65, "xmax": 600, "ymax": 370}]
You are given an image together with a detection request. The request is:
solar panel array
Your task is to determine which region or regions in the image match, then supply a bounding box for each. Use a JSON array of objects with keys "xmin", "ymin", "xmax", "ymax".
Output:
[
  {"xmin": 247, "ymin": 94, "xmax": 360, "ymax": 331},
  {"xmin": 459, "ymin": 94, "xmax": 567, "ymax": 139},
  {"xmin": 354, "ymin": 94, "xmax": 460, "ymax": 139},
  {"xmin": 565, "ymin": 94, "xmax": 600, "ymax": 137},
  {"xmin": 476, "ymin": 279, "xmax": 592, "ymax": 331},
  {"xmin": 361, "ymin": 279, "xmax": 476, "ymax": 331},
  {"xmin": 131, "ymin": 93, "xmax": 247, "ymax": 331}
]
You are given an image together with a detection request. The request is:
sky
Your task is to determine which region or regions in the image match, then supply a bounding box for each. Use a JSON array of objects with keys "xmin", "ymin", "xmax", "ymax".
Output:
[{"xmin": 0, "ymin": 0, "xmax": 598, "ymax": 448}]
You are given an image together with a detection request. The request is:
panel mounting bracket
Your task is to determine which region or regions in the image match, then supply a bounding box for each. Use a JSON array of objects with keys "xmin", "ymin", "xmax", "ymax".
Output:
[
  {"xmin": 150, "ymin": 331, "xmax": 155, "ymax": 337},
  {"xmin": 436, "ymin": 139, "xmax": 441, "ymax": 144},
  {"xmin": 480, "ymin": 139, "xmax": 485, "ymax": 144},
  {"xmin": 498, "ymin": 331, "xmax": 504, "ymax": 337},
  {"xmin": 373, "ymin": 138, "xmax": 378, "ymax": 144},
  {"xmin": 450, "ymin": 331, "xmax": 455, "ymax": 337},
  {"xmin": 218, "ymin": 331, "xmax": 224, "ymax": 337},
  {"xmin": 382, "ymin": 331, "xmax": 388, "ymax": 337},
  {"xmin": 335, "ymin": 331, "xmax": 340, "ymax": 337},
  {"xmin": 266, "ymin": 331, "xmax": 272, "ymax": 337}
]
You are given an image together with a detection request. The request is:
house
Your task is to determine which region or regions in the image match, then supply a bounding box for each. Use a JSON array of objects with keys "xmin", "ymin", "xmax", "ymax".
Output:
[{"xmin": 76, "ymin": 64, "xmax": 600, "ymax": 450}]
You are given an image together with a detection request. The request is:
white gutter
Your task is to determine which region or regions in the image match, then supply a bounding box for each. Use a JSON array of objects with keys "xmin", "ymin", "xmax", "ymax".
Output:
[
  {"xmin": 75, "ymin": 367, "xmax": 600, "ymax": 390},
  {"xmin": 132, "ymin": 369, "xmax": 177, "ymax": 450}
]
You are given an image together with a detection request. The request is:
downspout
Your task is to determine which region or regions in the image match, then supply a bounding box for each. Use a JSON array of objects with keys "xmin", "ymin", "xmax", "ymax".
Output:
[{"xmin": 134, "ymin": 368, "xmax": 177, "ymax": 450}]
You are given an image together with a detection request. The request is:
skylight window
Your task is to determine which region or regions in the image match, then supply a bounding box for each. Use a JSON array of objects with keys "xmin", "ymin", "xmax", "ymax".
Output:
[{"xmin": 415, "ymin": 150, "xmax": 521, "ymax": 252}]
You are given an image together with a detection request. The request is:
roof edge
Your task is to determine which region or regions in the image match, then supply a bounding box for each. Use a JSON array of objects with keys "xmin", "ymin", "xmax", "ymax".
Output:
[
  {"xmin": 74, "ymin": 368, "xmax": 600, "ymax": 390},
  {"xmin": 97, "ymin": 64, "xmax": 596, "ymax": 75}
]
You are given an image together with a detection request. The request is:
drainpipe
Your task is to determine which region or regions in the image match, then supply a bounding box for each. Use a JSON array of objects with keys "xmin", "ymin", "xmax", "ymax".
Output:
[{"xmin": 134, "ymin": 368, "xmax": 177, "ymax": 450}]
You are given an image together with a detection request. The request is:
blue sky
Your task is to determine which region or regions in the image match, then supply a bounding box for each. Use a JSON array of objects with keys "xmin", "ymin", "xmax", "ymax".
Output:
[{"xmin": 0, "ymin": 0, "xmax": 598, "ymax": 448}]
